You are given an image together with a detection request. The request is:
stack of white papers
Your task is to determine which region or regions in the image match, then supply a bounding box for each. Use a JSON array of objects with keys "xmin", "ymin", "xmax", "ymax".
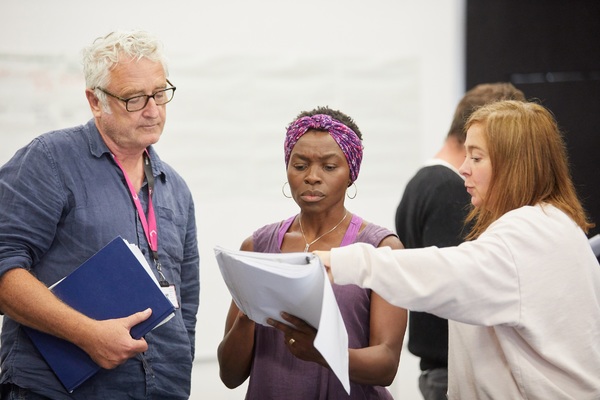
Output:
[{"xmin": 214, "ymin": 246, "xmax": 350, "ymax": 394}]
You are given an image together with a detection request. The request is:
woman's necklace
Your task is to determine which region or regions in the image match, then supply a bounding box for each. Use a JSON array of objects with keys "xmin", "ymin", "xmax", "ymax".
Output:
[{"xmin": 299, "ymin": 211, "xmax": 348, "ymax": 252}]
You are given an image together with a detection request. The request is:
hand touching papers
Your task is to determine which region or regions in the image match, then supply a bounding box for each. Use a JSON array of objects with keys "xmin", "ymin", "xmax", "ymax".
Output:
[
  {"xmin": 312, "ymin": 250, "xmax": 333, "ymax": 282},
  {"xmin": 214, "ymin": 246, "xmax": 350, "ymax": 394}
]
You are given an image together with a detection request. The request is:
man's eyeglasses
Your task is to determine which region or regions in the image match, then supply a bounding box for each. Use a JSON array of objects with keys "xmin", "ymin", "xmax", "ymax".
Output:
[{"xmin": 95, "ymin": 79, "xmax": 176, "ymax": 112}]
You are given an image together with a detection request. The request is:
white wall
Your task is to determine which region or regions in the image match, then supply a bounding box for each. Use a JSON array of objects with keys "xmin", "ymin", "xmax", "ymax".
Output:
[{"xmin": 0, "ymin": 1, "xmax": 465, "ymax": 398}]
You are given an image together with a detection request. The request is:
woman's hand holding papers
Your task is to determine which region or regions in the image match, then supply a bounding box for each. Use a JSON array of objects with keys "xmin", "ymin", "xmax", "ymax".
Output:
[{"xmin": 267, "ymin": 312, "xmax": 328, "ymax": 368}]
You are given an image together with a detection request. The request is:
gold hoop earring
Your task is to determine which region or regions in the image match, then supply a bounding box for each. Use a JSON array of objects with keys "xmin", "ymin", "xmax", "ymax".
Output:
[
  {"xmin": 346, "ymin": 182, "xmax": 357, "ymax": 199},
  {"xmin": 282, "ymin": 182, "xmax": 292, "ymax": 198}
]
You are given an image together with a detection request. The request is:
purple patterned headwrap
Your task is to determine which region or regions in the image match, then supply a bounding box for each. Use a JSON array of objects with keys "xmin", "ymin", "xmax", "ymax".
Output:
[{"xmin": 284, "ymin": 114, "xmax": 364, "ymax": 183}]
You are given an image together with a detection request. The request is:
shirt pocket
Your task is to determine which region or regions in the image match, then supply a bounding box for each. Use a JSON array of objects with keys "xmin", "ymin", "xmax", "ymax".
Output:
[{"xmin": 155, "ymin": 204, "xmax": 187, "ymax": 272}]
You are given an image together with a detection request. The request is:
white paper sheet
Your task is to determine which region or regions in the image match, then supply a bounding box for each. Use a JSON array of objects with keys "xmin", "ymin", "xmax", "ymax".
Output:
[{"xmin": 214, "ymin": 246, "xmax": 350, "ymax": 394}]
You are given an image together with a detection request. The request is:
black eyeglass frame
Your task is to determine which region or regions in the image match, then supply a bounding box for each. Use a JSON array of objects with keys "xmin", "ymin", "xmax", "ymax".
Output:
[{"xmin": 95, "ymin": 79, "xmax": 176, "ymax": 112}]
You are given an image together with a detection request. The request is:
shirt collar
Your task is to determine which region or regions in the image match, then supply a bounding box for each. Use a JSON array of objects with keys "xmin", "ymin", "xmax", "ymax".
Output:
[
  {"xmin": 84, "ymin": 118, "xmax": 166, "ymax": 179},
  {"xmin": 424, "ymin": 158, "xmax": 464, "ymax": 180}
]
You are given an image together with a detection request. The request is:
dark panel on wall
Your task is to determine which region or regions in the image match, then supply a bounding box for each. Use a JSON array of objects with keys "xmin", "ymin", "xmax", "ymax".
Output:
[{"xmin": 466, "ymin": 0, "xmax": 600, "ymax": 238}]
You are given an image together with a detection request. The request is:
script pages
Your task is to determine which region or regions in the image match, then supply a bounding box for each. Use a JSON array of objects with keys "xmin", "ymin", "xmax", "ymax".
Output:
[{"xmin": 214, "ymin": 246, "xmax": 350, "ymax": 394}]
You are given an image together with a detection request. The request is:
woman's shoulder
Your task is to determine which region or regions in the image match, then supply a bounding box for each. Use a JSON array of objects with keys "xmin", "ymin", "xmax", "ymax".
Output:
[
  {"xmin": 496, "ymin": 204, "xmax": 572, "ymax": 228},
  {"xmin": 356, "ymin": 220, "xmax": 400, "ymax": 248},
  {"xmin": 484, "ymin": 204, "xmax": 583, "ymax": 249},
  {"xmin": 253, "ymin": 220, "xmax": 285, "ymax": 234},
  {"xmin": 251, "ymin": 217, "xmax": 294, "ymax": 252}
]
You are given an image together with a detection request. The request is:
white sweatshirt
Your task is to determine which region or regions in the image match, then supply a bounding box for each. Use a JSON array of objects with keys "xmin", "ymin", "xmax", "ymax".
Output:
[{"xmin": 330, "ymin": 204, "xmax": 600, "ymax": 399}]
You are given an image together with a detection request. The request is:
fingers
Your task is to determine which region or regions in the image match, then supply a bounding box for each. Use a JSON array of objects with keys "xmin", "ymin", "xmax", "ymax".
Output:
[
  {"xmin": 265, "ymin": 317, "xmax": 297, "ymax": 352},
  {"xmin": 266, "ymin": 312, "xmax": 305, "ymax": 332},
  {"xmin": 279, "ymin": 312, "xmax": 305, "ymax": 326},
  {"xmin": 313, "ymin": 251, "xmax": 334, "ymax": 282},
  {"xmin": 267, "ymin": 312, "xmax": 316, "ymax": 349},
  {"xmin": 124, "ymin": 308, "xmax": 152, "ymax": 329},
  {"xmin": 130, "ymin": 336, "xmax": 149, "ymax": 354},
  {"xmin": 267, "ymin": 314, "xmax": 323, "ymax": 365},
  {"xmin": 313, "ymin": 250, "xmax": 330, "ymax": 267},
  {"xmin": 266, "ymin": 317, "xmax": 285, "ymax": 332},
  {"xmin": 86, "ymin": 316, "xmax": 150, "ymax": 369}
]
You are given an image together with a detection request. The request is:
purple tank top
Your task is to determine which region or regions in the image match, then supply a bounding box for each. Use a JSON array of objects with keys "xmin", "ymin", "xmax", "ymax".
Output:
[{"xmin": 246, "ymin": 214, "xmax": 396, "ymax": 400}]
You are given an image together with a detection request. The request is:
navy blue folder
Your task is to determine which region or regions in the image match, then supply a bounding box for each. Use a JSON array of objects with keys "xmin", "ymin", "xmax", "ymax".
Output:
[{"xmin": 24, "ymin": 236, "xmax": 175, "ymax": 393}]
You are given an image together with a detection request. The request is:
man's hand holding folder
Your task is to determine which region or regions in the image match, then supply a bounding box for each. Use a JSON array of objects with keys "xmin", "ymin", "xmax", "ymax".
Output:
[
  {"xmin": 74, "ymin": 308, "xmax": 152, "ymax": 369},
  {"xmin": 22, "ymin": 236, "xmax": 176, "ymax": 393}
]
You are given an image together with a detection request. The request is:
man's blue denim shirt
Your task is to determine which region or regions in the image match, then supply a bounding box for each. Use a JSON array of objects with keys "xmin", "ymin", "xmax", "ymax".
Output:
[{"xmin": 0, "ymin": 119, "xmax": 200, "ymax": 399}]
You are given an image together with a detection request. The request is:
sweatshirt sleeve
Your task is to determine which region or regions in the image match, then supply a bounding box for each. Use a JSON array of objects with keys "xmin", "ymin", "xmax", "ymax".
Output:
[
  {"xmin": 330, "ymin": 243, "xmax": 376, "ymax": 287},
  {"xmin": 330, "ymin": 240, "xmax": 521, "ymax": 327}
]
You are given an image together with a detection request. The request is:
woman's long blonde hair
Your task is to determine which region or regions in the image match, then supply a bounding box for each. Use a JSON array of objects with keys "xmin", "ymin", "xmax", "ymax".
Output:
[{"xmin": 464, "ymin": 100, "xmax": 594, "ymax": 240}]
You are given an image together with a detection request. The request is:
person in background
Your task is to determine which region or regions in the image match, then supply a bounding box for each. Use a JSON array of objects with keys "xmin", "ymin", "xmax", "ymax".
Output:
[
  {"xmin": 394, "ymin": 82, "xmax": 525, "ymax": 400},
  {"xmin": 317, "ymin": 100, "xmax": 600, "ymax": 399},
  {"xmin": 217, "ymin": 106, "xmax": 407, "ymax": 399},
  {"xmin": 0, "ymin": 30, "xmax": 199, "ymax": 399}
]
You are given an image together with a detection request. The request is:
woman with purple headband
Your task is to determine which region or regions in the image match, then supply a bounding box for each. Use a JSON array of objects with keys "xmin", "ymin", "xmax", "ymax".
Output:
[{"xmin": 218, "ymin": 106, "xmax": 407, "ymax": 399}]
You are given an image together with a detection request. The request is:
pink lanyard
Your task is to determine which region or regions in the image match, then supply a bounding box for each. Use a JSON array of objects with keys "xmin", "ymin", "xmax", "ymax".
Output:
[{"xmin": 113, "ymin": 151, "xmax": 168, "ymax": 285}]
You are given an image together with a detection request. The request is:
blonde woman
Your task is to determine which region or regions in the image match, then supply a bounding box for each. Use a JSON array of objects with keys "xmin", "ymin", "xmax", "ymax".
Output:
[{"xmin": 317, "ymin": 100, "xmax": 600, "ymax": 399}]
